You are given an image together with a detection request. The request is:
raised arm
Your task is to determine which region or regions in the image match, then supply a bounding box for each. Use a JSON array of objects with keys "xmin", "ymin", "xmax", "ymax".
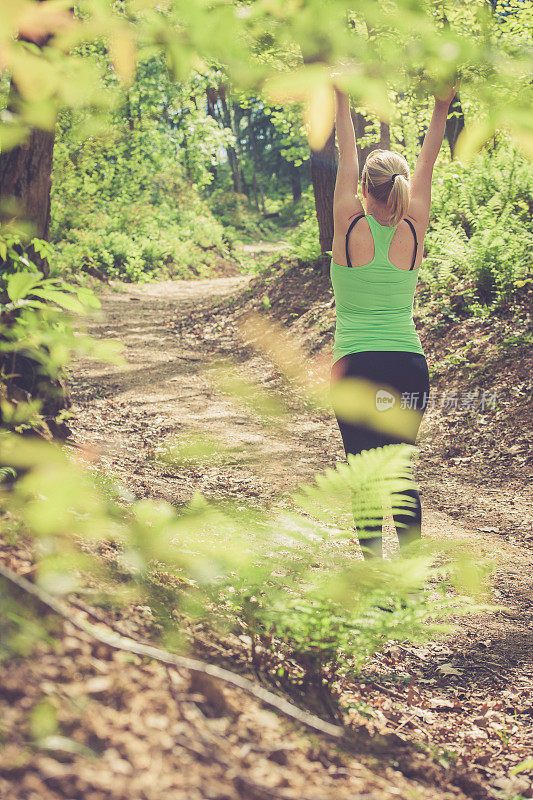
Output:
[
  {"xmin": 408, "ymin": 88, "xmax": 456, "ymax": 227},
  {"xmin": 333, "ymin": 87, "xmax": 364, "ymax": 221}
]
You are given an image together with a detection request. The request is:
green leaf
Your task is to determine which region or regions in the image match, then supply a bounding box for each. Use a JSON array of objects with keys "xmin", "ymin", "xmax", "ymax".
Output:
[
  {"xmin": 37, "ymin": 735, "xmax": 98, "ymax": 759},
  {"xmin": 30, "ymin": 701, "xmax": 58, "ymax": 740},
  {"xmin": 74, "ymin": 287, "xmax": 101, "ymax": 309},
  {"xmin": 454, "ymin": 120, "xmax": 495, "ymax": 163},
  {"xmin": 31, "ymin": 289, "xmax": 87, "ymax": 313},
  {"xmin": 0, "ymin": 123, "xmax": 29, "ymax": 151},
  {"xmin": 6, "ymin": 272, "xmax": 43, "ymax": 303},
  {"xmin": 510, "ymin": 757, "xmax": 533, "ymax": 776}
]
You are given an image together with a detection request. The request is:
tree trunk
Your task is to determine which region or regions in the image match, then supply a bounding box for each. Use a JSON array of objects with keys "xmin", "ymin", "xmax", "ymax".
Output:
[
  {"xmin": 251, "ymin": 173, "xmax": 260, "ymax": 212},
  {"xmin": 0, "ymin": 0, "xmax": 58, "ymax": 243},
  {"xmin": 125, "ymin": 92, "xmax": 135, "ymax": 132},
  {"xmin": 291, "ymin": 163, "xmax": 302, "ymax": 202},
  {"xmin": 247, "ymin": 107, "xmax": 267, "ymax": 213},
  {"xmin": 379, "ymin": 121, "xmax": 391, "ymax": 151},
  {"xmin": 352, "ymin": 114, "xmax": 392, "ymax": 176},
  {"xmin": 0, "ymin": 113, "xmax": 55, "ymax": 241},
  {"xmin": 256, "ymin": 176, "xmax": 266, "ymax": 214},
  {"xmin": 232, "ymin": 102, "xmax": 248, "ymax": 196},
  {"xmin": 445, "ymin": 94, "xmax": 465, "ymax": 160},
  {"xmin": 0, "ymin": 0, "xmax": 71, "ymax": 437},
  {"xmin": 310, "ymin": 128, "xmax": 337, "ymax": 268},
  {"xmin": 219, "ymin": 89, "xmax": 244, "ymax": 194}
]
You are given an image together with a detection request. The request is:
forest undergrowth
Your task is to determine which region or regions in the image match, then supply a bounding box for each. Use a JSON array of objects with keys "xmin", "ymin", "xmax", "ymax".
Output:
[
  {"xmin": 1, "ymin": 2, "xmax": 533, "ymax": 798},
  {"xmin": 2, "ymin": 265, "xmax": 531, "ymax": 799}
]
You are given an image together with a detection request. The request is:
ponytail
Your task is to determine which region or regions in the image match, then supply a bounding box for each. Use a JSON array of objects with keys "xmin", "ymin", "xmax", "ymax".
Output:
[
  {"xmin": 361, "ymin": 150, "xmax": 411, "ymax": 226},
  {"xmin": 387, "ymin": 173, "xmax": 410, "ymax": 226}
]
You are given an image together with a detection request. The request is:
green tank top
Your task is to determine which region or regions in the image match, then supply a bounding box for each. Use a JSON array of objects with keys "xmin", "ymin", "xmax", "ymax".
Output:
[{"xmin": 330, "ymin": 214, "xmax": 424, "ymax": 364}]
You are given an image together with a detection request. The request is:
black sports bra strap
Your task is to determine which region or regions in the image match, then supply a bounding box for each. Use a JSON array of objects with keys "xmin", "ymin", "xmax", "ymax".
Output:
[
  {"xmin": 403, "ymin": 218, "xmax": 418, "ymax": 270},
  {"xmin": 345, "ymin": 214, "xmax": 418, "ymax": 269},
  {"xmin": 345, "ymin": 214, "xmax": 365, "ymax": 268}
]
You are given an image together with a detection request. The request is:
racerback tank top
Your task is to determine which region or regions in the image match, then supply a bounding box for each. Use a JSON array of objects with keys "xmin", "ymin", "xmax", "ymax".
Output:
[{"xmin": 330, "ymin": 214, "xmax": 424, "ymax": 364}]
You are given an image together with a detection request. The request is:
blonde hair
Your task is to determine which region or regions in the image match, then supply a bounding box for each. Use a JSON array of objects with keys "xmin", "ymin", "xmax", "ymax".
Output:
[{"xmin": 361, "ymin": 150, "xmax": 410, "ymax": 227}]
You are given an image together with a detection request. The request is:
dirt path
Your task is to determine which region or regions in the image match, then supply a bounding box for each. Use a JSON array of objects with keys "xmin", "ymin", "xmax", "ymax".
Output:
[
  {"xmin": 68, "ymin": 278, "xmax": 533, "ymax": 798},
  {"xmin": 69, "ymin": 276, "xmax": 342, "ymax": 502}
]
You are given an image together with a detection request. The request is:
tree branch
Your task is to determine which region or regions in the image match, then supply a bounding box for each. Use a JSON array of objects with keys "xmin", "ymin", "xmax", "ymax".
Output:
[{"xmin": 0, "ymin": 561, "xmax": 343, "ymax": 740}]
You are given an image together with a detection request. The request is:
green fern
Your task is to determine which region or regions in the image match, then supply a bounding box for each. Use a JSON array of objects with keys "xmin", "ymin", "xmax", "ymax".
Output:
[
  {"xmin": 0, "ymin": 465, "xmax": 17, "ymax": 483},
  {"xmin": 294, "ymin": 443, "xmax": 418, "ymax": 530},
  {"xmin": 0, "ymin": 427, "xmax": 487, "ymax": 685},
  {"xmin": 424, "ymin": 140, "xmax": 533, "ymax": 305}
]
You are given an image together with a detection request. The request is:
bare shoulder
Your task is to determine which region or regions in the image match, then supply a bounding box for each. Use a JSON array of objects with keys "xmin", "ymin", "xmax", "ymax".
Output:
[
  {"xmin": 404, "ymin": 212, "xmax": 429, "ymax": 238},
  {"xmin": 405, "ymin": 199, "xmax": 430, "ymax": 230},
  {"xmin": 333, "ymin": 194, "xmax": 364, "ymax": 224},
  {"xmin": 332, "ymin": 203, "xmax": 369, "ymax": 266}
]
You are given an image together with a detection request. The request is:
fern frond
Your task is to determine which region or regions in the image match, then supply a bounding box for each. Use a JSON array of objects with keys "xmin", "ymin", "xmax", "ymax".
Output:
[
  {"xmin": 0, "ymin": 466, "xmax": 17, "ymax": 483},
  {"xmin": 294, "ymin": 444, "xmax": 418, "ymax": 529}
]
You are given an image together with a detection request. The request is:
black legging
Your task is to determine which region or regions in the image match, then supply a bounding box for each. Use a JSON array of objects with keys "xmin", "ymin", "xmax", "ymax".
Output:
[{"xmin": 331, "ymin": 351, "xmax": 430, "ymax": 559}]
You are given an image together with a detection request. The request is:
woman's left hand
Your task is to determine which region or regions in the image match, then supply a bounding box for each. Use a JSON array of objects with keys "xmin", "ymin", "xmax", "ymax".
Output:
[{"xmin": 435, "ymin": 84, "xmax": 458, "ymax": 105}]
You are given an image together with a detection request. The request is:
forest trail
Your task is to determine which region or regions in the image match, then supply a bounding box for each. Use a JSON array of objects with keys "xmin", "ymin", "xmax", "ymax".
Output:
[
  {"xmin": 68, "ymin": 277, "xmax": 533, "ymax": 796},
  {"xmin": 69, "ymin": 277, "xmax": 532, "ymax": 569}
]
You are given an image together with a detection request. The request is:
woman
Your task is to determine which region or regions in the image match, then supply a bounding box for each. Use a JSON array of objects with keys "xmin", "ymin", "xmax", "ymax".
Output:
[{"xmin": 330, "ymin": 85, "xmax": 456, "ymax": 559}]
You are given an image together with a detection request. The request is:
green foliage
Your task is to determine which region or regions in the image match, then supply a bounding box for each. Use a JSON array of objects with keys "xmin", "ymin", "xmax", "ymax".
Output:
[
  {"xmin": 2, "ymin": 271, "xmax": 99, "ymax": 315},
  {"xmin": 207, "ymin": 189, "xmax": 279, "ymax": 243},
  {"xmin": 263, "ymin": 102, "xmax": 308, "ymax": 167},
  {"xmin": 1, "ymin": 1, "xmax": 531, "ymax": 289},
  {"xmin": 0, "ymin": 239, "xmax": 121, "ymax": 435},
  {"xmin": 286, "ymin": 188, "xmax": 321, "ymax": 260},
  {"xmin": 0, "ymin": 588, "xmax": 56, "ymax": 662},
  {"xmin": 204, "ymin": 446, "xmax": 475, "ymax": 693},
  {"xmin": 421, "ymin": 141, "xmax": 533, "ymax": 307},
  {"xmin": 45, "ymin": 57, "xmax": 315, "ymax": 281},
  {"xmin": 51, "ymin": 105, "xmax": 231, "ymax": 281},
  {"xmin": 0, "ymin": 235, "xmax": 53, "ymax": 276},
  {"xmin": 0, "ymin": 423, "xmax": 488, "ymax": 699},
  {"xmin": 2, "ymin": 0, "xmax": 532, "ymax": 183},
  {"xmin": 287, "ymin": 215, "xmax": 321, "ymax": 261}
]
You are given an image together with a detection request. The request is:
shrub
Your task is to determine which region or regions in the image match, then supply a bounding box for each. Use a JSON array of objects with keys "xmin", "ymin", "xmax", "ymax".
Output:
[
  {"xmin": 0, "ymin": 237, "xmax": 105, "ymax": 436},
  {"xmin": 286, "ymin": 188, "xmax": 322, "ymax": 261},
  {"xmin": 51, "ymin": 130, "xmax": 230, "ymax": 282},
  {"xmin": 422, "ymin": 140, "xmax": 533, "ymax": 307}
]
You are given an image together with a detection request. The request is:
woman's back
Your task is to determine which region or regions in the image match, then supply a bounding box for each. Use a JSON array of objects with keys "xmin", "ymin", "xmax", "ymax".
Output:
[
  {"xmin": 330, "ymin": 214, "xmax": 424, "ymax": 361},
  {"xmin": 332, "ymin": 213, "xmax": 422, "ymax": 271}
]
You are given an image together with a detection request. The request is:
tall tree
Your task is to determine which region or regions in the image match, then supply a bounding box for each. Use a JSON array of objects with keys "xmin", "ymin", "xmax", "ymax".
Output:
[
  {"xmin": 310, "ymin": 129, "xmax": 337, "ymax": 258},
  {"xmin": 0, "ymin": 127, "xmax": 55, "ymax": 242},
  {"xmin": 0, "ymin": 1, "xmax": 57, "ymax": 246},
  {"xmin": 217, "ymin": 86, "xmax": 245, "ymax": 194},
  {"xmin": 445, "ymin": 94, "xmax": 465, "ymax": 159},
  {"xmin": 379, "ymin": 121, "xmax": 391, "ymax": 151},
  {"xmin": 290, "ymin": 163, "xmax": 302, "ymax": 202}
]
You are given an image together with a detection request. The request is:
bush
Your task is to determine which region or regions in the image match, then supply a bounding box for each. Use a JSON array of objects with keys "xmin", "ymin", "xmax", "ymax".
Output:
[
  {"xmin": 0, "ymin": 236, "xmax": 104, "ymax": 436},
  {"xmin": 207, "ymin": 187, "xmax": 281, "ymax": 242},
  {"xmin": 0, "ymin": 428, "xmax": 486, "ymax": 709},
  {"xmin": 286, "ymin": 188, "xmax": 322, "ymax": 260},
  {"xmin": 51, "ymin": 130, "xmax": 230, "ymax": 282},
  {"xmin": 422, "ymin": 140, "xmax": 533, "ymax": 307}
]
